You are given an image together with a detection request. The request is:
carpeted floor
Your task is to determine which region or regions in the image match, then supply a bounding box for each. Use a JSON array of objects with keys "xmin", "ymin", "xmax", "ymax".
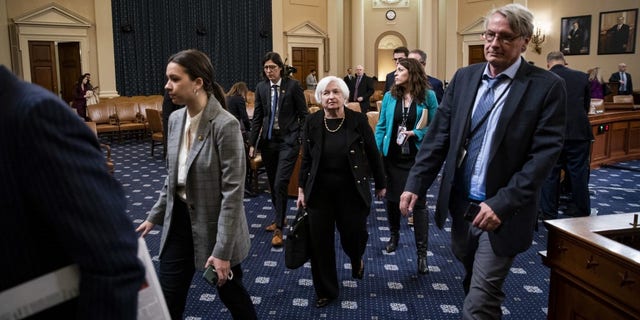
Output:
[{"xmin": 109, "ymin": 139, "xmax": 640, "ymax": 320}]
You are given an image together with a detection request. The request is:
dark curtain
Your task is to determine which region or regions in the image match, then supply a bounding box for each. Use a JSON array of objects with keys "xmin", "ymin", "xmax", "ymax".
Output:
[{"xmin": 112, "ymin": 0, "xmax": 272, "ymax": 96}]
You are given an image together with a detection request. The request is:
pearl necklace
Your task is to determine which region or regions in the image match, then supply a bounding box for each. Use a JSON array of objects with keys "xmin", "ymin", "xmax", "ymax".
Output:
[{"xmin": 324, "ymin": 117, "xmax": 345, "ymax": 133}]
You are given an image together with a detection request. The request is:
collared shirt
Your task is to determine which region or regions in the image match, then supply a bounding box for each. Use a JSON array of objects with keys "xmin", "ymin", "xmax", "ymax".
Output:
[
  {"xmin": 468, "ymin": 58, "xmax": 521, "ymax": 200},
  {"xmin": 177, "ymin": 108, "xmax": 204, "ymax": 200},
  {"xmin": 271, "ymin": 78, "xmax": 282, "ymax": 130}
]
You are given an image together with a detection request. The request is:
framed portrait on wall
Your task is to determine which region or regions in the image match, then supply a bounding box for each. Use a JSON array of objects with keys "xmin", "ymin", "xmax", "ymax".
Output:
[
  {"xmin": 560, "ymin": 15, "xmax": 591, "ymax": 55},
  {"xmin": 598, "ymin": 9, "xmax": 637, "ymax": 54}
]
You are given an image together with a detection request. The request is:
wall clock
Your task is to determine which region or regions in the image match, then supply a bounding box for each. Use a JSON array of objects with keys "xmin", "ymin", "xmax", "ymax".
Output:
[{"xmin": 386, "ymin": 10, "xmax": 396, "ymax": 21}]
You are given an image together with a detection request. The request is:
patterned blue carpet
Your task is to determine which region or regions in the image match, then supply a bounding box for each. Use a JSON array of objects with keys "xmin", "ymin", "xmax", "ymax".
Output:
[{"xmin": 109, "ymin": 139, "xmax": 640, "ymax": 319}]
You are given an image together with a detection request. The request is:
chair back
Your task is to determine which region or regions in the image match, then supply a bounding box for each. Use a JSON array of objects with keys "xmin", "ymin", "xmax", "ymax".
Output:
[
  {"xmin": 612, "ymin": 95, "xmax": 633, "ymax": 103},
  {"xmin": 146, "ymin": 108, "xmax": 163, "ymax": 135},
  {"xmin": 366, "ymin": 111, "xmax": 379, "ymax": 132},
  {"xmin": 346, "ymin": 102, "xmax": 361, "ymax": 113}
]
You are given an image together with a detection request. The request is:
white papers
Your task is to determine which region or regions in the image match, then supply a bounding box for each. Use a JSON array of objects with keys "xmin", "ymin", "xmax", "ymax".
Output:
[{"xmin": 137, "ymin": 237, "xmax": 171, "ymax": 320}]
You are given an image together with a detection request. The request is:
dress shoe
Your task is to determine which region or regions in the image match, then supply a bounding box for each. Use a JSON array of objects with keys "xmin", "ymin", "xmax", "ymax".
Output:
[
  {"xmin": 418, "ymin": 257, "xmax": 428, "ymax": 274},
  {"xmin": 352, "ymin": 260, "xmax": 364, "ymax": 279},
  {"xmin": 265, "ymin": 222, "xmax": 277, "ymax": 232},
  {"xmin": 265, "ymin": 220, "xmax": 287, "ymax": 232},
  {"xmin": 271, "ymin": 229, "xmax": 283, "ymax": 247},
  {"xmin": 315, "ymin": 297, "xmax": 334, "ymax": 308}
]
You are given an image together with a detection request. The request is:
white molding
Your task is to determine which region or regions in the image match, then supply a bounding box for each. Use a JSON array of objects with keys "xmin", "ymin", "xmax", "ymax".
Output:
[
  {"xmin": 285, "ymin": 21, "xmax": 327, "ymax": 77},
  {"xmin": 12, "ymin": 3, "xmax": 91, "ymax": 82}
]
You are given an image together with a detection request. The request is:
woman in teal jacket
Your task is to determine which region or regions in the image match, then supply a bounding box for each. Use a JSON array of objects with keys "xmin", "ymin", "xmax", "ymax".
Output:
[{"xmin": 374, "ymin": 58, "xmax": 438, "ymax": 274}]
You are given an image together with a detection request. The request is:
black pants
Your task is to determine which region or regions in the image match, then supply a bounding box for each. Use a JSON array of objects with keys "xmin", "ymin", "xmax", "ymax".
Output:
[
  {"xmin": 158, "ymin": 198, "xmax": 256, "ymax": 319},
  {"xmin": 386, "ymin": 199, "xmax": 428, "ymax": 254},
  {"xmin": 260, "ymin": 135, "xmax": 299, "ymax": 228}
]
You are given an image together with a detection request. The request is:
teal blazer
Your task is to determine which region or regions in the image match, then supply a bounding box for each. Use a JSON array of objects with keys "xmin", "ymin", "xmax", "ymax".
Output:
[{"xmin": 375, "ymin": 90, "xmax": 438, "ymax": 156}]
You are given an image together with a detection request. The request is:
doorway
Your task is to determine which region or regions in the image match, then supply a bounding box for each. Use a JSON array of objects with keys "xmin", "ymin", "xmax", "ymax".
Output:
[
  {"xmin": 468, "ymin": 45, "xmax": 486, "ymax": 65},
  {"xmin": 28, "ymin": 41, "xmax": 81, "ymax": 103},
  {"xmin": 291, "ymin": 47, "xmax": 318, "ymax": 90}
]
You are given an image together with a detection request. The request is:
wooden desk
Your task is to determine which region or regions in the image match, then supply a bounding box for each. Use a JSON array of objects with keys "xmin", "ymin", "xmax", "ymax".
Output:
[
  {"xmin": 589, "ymin": 110, "xmax": 640, "ymax": 168},
  {"xmin": 542, "ymin": 214, "xmax": 640, "ymax": 320}
]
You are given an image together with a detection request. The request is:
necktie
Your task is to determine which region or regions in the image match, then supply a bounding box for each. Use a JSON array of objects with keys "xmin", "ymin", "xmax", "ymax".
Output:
[
  {"xmin": 268, "ymin": 84, "xmax": 279, "ymax": 139},
  {"xmin": 354, "ymin": 76, "xmax": 361, "ymax": 101},
  {"xmin": 620, "ymin": 72, "xmax": 626, "ymax": 92},
  {"xmin": 462, "ymin": 75, "xmax": 506, "ymax": 195}
]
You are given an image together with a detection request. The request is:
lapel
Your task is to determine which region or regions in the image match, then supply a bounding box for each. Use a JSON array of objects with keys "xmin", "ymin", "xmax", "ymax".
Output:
[
  {"xmin": 454, "ymin": 64, "xmax": 485, "ymax": 150},
  {"xmin": 184, "ymin": 95, "xmax": 218, "ymax": 172}
]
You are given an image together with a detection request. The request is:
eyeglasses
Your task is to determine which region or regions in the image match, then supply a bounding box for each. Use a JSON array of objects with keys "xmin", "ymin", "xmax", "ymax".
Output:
[
  {"xmin": 481, "ymin": 31, "xmax": 522, "ymax": 45},
  {"xmin": 263, "ymin": 65, "xmax": 279, "ymax": 71}
]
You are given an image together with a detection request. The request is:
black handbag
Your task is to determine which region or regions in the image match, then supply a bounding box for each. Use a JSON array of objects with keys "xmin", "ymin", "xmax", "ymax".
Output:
[{"xmin": 284, "ymin": 208, "xmax": 310, "ymax": 269}]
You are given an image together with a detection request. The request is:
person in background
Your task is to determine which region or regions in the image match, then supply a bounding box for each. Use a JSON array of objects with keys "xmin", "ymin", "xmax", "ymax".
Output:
[
  {"xmin": 136, "ymin": 49, "xmax": 257, "ymax": 320},
  {"xmin": 226, "ymin": 81, "xmax": 252, "ymax": 142},
  {"xmin": 226, "ymin": 81, "xmax": 256, "ymax": 197},
  {"xmin": 374, "ymin": 58, "xmax": 438, "ymax": 274},
  {"xmin": 343, "ymin": 67, "xmax": 354, "ymax": 86},
  {"xmin": 306, "ymin": 69, "xmax": 318, "ymax": 90},
  {"xmin": 348, "ymin": 64, "xmax": 375, "ymax": 113},
  {"xmin": 384, "ymin": 46, "xmax": 409, "ymax": 93},
  {"xmin": 408, "ymin": 48, "xmax": 445, "ymax": 104},
  {"xmin": 587, "ymin": 67, "xmax": 606, "ymax": 99},
  {"xmin": 71, "ymin": 73, "xmax": 93, "ymax": 120},
  {"xmin": 609, "ymin": 62, "xmax": 633, "ymax": 95},
  {"xmin": 297, "ymin": 75, "xmax": 386, "ymax": 308},
  {"xmin": 399, "ymin": 4, "xmax": 565, "ymax": 318},
  {"xmin": 248, "ymin": 51, "xmax": 308, "ymax": 247},
  {"xmin": 0, "ymin": 65, "xmax": 145, "ymax": 319},
  {"xmin": 540, "ymin": 52, "xmax": 593, "ymax": 220}
]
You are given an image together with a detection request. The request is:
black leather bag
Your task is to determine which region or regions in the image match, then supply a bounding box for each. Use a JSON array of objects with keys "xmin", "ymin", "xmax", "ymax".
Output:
[{"xmin": 284, "ymin": 208, "xmax": 310, "ymax": 269}]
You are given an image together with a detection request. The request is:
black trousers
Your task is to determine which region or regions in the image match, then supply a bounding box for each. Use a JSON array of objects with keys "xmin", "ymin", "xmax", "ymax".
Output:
[
  {"xmin": 307, "ymin": 183, "xmax": 368, "ymax": 299},
  {"xmin": 540, "ymin": 140, "xmax": 591, "ymax": 219},
  {"xmin": 158, "ymin": 198, "xmax": 256, "ymax": 319},
  {"xmin": 260, "ymin": 134, "xmax": 299, "ymax": 228}
]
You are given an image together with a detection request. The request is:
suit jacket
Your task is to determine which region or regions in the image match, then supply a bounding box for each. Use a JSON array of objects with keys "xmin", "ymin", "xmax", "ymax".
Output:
[
  {"xmin": 249, "ymin": 77, "xmax": 308, "ymax": 147},
  {"xmin": 0, "ymin": 66, "xmax": 144, "ymax": 319},
  {"xmin": 607, "ymin": 24, "xmax": 630, "ymax": 52},
  {"xmin": 549, "ymin": 64, "xmax": 593, "ymax": 141},
  {"xmin": 343, "ymin": 74, "xmax": 355, "ymax": 87},
  {"xmin": 375, "ymin": 90, "xmax": 438, "ymax": 156},
  {"xmin": 384, "ymin": 71, "xmax": 395, "ymax": 93},
  {"xmin": 148, "ymin": 95, "xmax": 251, "ymax": 269},
  {"xmin": 299, "ymin": 107, "xmax": 386, "ymax": 206},
  {"xmin": 404, "ymin": 59, "xmax": 566, "ymax": 257},
  {"xmin": 428, "ymin": 76, "xmax": 445, "ymax": 104},
  {"xmin": 608, "ymin": 71, "xmax": 634, "ymax": 95},
  {"xmin": 226, "ymin": 95, "xmax": 251, "ymax": 134},
  {"xmin": 349, "ymin": 74, "xmax": 375, "ymax": 112}
]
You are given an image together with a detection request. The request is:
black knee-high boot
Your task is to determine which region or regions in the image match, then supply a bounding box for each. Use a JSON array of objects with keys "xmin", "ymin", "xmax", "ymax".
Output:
[
  {"xmin": 386, "ymin": 200, "xmax": 400, "ymax": 253},
  {"xmin": 413, "ymin": 202, "xmax": 429, "ymax": 274}
]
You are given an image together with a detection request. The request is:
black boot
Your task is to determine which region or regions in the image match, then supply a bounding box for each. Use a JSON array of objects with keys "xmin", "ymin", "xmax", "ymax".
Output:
[
  {"xmin": 386, "ymin": 232, "xmax": 399, "ymax": 253},
  {"xmin": 417, "ymin": 241, "xmax": 428, "ymax": 274}
]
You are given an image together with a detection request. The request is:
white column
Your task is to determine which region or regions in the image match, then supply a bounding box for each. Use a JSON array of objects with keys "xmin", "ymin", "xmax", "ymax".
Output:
[
  {"xmin": 417, "ymin": 0, "xmax": 438, "ymax": 77},
  {"xmin": 94, "ymin": 0, "xmax": 118, "ymax": 98},
  {"xmin": 351, "ymin": 0, "xmax": 365, "ymax": 67},
  {"xmin": 0, "ymin": 0, "xmax": 11, "ymax": 68},
  {"xmin": 327, "ymin": 0, "xmax": 342, "ymax": 76},
  {"xmin": 272, "ymin": 0, "xmax": 285, "ymax": 55},
  {"xmin": 442, "ymin": 0, "xmax": 458, "ymax": 82}
]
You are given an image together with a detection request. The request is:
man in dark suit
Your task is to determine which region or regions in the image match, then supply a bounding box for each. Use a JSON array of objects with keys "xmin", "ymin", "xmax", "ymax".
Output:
[
  {"xmin": 608, "ymin": 62, "xmax": 634, "ymax": 95},
  {"xmin": 348, "ymin": 64, "xmax": 374, "ymax": 113},
  {"xmin": 567, "ymin": 20, "xmax": 584, "ymax": 54},
  {"xmin": 540, "ymin": 52, "xmax": 593, "ymax": 220},
  {"xmin": 0, "ymin": 65, "xmax": 145, "ymax": 319},
  {"xmin": 408, "ymin": 48, "xmax": 445, "ymax": 104},
  {"xmin": 399, "ymin": 5, "xmax": 565, "ymax": 318},
  {"xmin": 343, "ymin": 67, "xmax": 354, "ymax": 88},
  {"xmin": 606, "ymin": 16, "xmax": 630, "ymax": 53},
  {"xmin": 384, "ymin": 46, "xmax": 409, "ymax": 93},
  {"xmin": 249, "ymin": 52, "xmax": 308, "ymax": 247}
]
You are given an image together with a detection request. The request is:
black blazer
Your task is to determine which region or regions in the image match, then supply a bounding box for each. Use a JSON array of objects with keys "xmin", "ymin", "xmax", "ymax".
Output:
[
  {"xmin": 549, "ymin": 64, "xmax": 593, "ymax": 141},
  {"xmin": 384, "ymin": 71, "xmax": 395, "ymax": 93},
  {"xmin": 299, "ymin": 107, "xmax": 386, "ymax": 206},
  {"xmin": 405, "ymin": 59, "xmax": 566, "ymax": 257},
  {"xmin": 348, "ymin": 74, "xmax": 374, "ymax": 111},
  {"xmin": 226, "ymin": 95, "xmax": 251, "ymax": 134},
  {"xmin": 249, "ymin": 77, "xmax": 308, "ymax": 147}
]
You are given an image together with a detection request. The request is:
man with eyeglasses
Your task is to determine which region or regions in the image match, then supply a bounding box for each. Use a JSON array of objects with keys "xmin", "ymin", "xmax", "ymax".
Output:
[
  {"xmin": 384, "ymin": 46, "xmax": 409, "ymax": 93},
  {"xmin": 400, "ymin": 4, "xmax": 565, "ymax": 319},
  {"xmin": 249, "ymin": 52, "xmax": 308, "ymax": 247},
  {"xmin": 608, "ymin": 62, "xmax": 633, "ymax": 95},
  {"xmin": 408, "ymin": 48, "xmax": 445, "ymax": 104}
]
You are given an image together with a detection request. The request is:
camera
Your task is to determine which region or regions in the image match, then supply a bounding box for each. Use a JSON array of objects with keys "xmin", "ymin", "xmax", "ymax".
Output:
[{"xmin": 284, "ymin": 64, "xmax": 297, "ymax": 76}]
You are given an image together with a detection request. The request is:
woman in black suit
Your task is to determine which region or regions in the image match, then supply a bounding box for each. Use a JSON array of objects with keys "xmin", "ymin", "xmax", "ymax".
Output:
[
  {"xmin": 225, "ymin": 81, "xmax": 251, "ymax": 141},
  {"xmin": 297, "ymin": 76, "xmax": 386, "ymax": 308}
]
